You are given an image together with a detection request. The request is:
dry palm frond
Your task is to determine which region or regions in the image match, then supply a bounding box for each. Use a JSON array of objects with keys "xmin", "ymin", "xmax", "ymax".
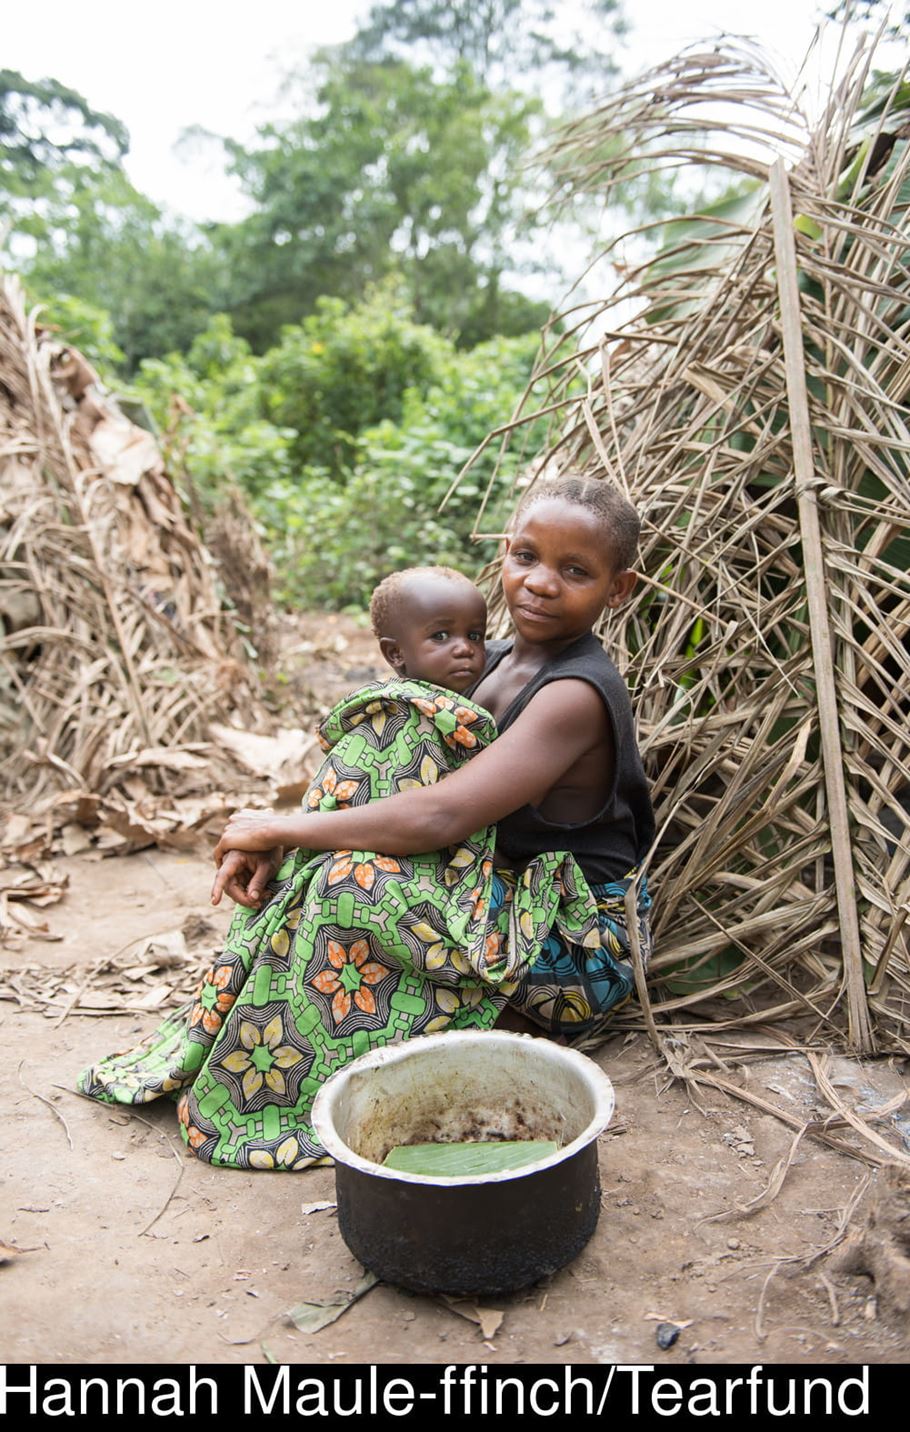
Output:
[
  {"xmin": 466, "ymin": 36, "xmax": 910, "ymax": 1053},
  {"xmin": 0, "ymin": 276, "xmax": 266, "ymax": 817}
]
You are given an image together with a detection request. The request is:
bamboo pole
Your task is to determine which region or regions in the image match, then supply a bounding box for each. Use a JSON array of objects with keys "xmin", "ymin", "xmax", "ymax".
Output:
[{"xmin": 769, "ymin": 158, "xmax": 874, "ymax": 1052}]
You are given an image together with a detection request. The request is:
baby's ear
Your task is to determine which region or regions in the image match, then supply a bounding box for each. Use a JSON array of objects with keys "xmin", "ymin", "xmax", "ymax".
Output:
[
  {"xmin": 606, "ymin": 569, "xmax": 638, "ymax": 608},
  {"xmin": 378, "ymin": 636, "xmax": 406, "ymax": 674}
]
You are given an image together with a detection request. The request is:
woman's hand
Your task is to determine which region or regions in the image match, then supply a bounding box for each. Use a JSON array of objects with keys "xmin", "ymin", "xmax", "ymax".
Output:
[
  {"xmin": 213, "ymin": 808, "xmax": 288, "ymax": 864},
  {"xmin": 210, "ymin": 846, "xmax": 283, "ymax": 908}
]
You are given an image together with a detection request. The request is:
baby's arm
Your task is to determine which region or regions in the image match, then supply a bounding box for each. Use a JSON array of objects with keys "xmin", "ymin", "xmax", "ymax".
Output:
[{"xmin": 212, "ymin": 680, "xmax": 610, "ymax": 893}]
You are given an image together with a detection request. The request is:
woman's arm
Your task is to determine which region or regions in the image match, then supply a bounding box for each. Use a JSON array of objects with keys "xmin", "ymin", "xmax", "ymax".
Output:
[{"xmin": 212, "ymin": 679, "xmax": 610, "ymax": 883}]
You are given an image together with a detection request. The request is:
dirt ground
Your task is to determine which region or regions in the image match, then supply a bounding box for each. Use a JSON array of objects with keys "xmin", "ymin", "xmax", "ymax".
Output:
[
  {"xmin": 3, "ymin": 845, "xmax": 908, "ymax": 1368},
  {"xmin": 2, "ymin": 616, "xmax": 909, "ymax": 1367}
]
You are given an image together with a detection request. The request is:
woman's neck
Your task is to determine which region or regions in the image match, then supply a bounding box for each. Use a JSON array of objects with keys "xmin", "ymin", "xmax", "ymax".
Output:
[
  {"xmin": 472, "ymin": 627, "xmax": 592, "ymax": 723},
  {"xmin": 509, "ymin": 627, "xmax": 591, "ymax": 666}
]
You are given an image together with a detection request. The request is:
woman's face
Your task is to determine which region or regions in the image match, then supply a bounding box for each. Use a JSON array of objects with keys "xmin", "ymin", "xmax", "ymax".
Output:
[{"xmin": 502, "ymin": 498, "xmax": 633, "ymax": 645}]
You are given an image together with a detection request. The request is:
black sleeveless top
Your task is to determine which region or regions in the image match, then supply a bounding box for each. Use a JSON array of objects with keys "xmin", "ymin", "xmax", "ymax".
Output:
[{"xmin": 475, "ymin": 633, "xmax": 655, "ymax": 883}]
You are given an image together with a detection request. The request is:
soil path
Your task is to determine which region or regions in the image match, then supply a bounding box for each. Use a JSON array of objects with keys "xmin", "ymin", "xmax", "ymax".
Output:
[{"xmin": 2, "ymin": 616, "xmax": 908, "ymax": 1366}]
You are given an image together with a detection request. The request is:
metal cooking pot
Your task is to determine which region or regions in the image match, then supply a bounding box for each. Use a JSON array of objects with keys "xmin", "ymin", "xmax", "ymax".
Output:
[{"xmin": 311, "ymin": 1031, "xmax": 615, "ymax": 1296}]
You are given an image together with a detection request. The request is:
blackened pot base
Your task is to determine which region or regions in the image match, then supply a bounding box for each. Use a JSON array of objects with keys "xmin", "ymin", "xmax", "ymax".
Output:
[
  {"xmin": 335, "ymin": 1141, "xmax": 601, "ymax": 1295},
  {"xmin": 311, "ymin": 1031, "xmax": 615, "ymax": 1296}
]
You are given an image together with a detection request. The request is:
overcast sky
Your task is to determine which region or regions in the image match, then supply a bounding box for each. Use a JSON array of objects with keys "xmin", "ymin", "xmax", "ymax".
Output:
[{"xmin": 5, "ymin": 1, "xmax": 902, "ymax": 221}]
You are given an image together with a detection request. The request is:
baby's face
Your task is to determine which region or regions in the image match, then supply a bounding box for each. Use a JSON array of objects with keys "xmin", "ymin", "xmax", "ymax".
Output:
[{"xmin": 385, "ymin": 576, "xmax": 487, "ymax": 693}]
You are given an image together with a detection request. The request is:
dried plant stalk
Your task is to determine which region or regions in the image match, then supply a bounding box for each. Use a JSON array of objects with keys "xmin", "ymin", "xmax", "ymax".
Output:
[{"xmin": 0, "ymin": 277, "xmax": 263, "ymax": 807}]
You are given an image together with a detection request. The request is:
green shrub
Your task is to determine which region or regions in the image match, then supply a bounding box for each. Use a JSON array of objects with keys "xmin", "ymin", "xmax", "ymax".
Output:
[
  {"xmin": 258, "ymin": 282, "xmax": 450, "ymax": 476},
  {"xmin": 259, "ymin": 330, "xmax": 547, "ymax": 608},
  {"xmin": 129, "ymin": 291, "xmax": 552, "ymax": 610},
  {"xmin": 36, "ymin": 292, "xmax": 126, "ymax": 371}
]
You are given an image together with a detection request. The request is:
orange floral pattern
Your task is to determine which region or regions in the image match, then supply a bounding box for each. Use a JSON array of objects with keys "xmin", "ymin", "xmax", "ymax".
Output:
[
  {"xmin": 177, "ymin": 1092, "xmax": 208, "ymax": 1150},
  {"xmin": 310, "ymin": 938, "xmax": 392, "ymax": 1024},
  {"xmin": 307, "ymin": 765, "xmax": 360, "ymax": 810},
  {"xmin": 189, "ymin": 964, "xmax": 236, "ymax": 1036},
  {"xmin": 325, "ymin": 851, "xmax": 402, "ymax": 892}
]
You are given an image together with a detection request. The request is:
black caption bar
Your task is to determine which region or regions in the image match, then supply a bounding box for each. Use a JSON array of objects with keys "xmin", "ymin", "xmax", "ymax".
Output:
[{"xmin": 0, "ymin": 1362, "xmax": 887, "ymax": 1425}]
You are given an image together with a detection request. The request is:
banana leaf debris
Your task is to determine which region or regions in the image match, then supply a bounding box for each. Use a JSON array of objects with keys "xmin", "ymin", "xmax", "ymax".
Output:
[{"xmin": 0, "ymin": 276, "xmax": 319, "ymax": 882}]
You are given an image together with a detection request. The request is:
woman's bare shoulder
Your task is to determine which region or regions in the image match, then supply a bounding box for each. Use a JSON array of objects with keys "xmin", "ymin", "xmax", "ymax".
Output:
[
  {"xmin": 428, "ymin": 678, "xmax": 610, "ymax": 828},
  {"xmin": 510, "ymin": 677, "xmax": 609, "ymax": 741}
]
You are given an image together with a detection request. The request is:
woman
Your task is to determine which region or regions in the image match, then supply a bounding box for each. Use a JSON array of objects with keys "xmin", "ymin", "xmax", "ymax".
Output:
[{"xmin": 81, "ymin": 478, "xmax": 654, "ymax": 1169}]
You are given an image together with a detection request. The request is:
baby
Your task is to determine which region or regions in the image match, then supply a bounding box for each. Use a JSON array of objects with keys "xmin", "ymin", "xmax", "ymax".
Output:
[
  {"xmin": 209, "ymin": 566, "xmax": 487, "ymax": 909},
  {"xmin": 369, "ymin": 565, "xmax": 487, "ymax": 693}
]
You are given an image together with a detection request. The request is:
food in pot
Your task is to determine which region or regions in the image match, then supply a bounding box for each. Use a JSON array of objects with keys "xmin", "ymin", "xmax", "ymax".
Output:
[{"xmin": 382, "ymin": 1139, "xmax": 558, "ymax": 1176}]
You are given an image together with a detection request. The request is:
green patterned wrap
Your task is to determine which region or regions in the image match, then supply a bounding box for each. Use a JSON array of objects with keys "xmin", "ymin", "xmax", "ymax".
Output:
[{"xmin": 78, "ymin": 681, "xmax": 605, "ymax": 1170}]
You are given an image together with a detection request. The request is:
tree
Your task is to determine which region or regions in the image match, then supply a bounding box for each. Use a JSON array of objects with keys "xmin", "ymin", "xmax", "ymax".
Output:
[
  {"xmin": 345, "ymin": 0, "xmax": 625, "ymax": 100},
  {"xmin": 1, "ymin": 70, "xmax": 226, "ymax": 367},
  {"xmin": 211, "ymin": 53, "xmax": 551, "ymax": 350},
  {"xmin": 21, "ymin": 165, "xmax": 229, "ymax": 368},
  {"xmin": 0, "ymin": 70, "xmax": 127, "ymax": 210},
  {"xmin": 130, "ymin": 292, "xmax": 548, "ymax": 609},
  {"xmin": 827, "ymin": 0, "xmax": 909, "ymax": 38}
]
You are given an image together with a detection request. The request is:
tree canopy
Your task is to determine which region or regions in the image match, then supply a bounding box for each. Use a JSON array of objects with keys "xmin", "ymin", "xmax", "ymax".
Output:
[
  {"xmin": 213, "ymin": 52, "xmax": 550, "ymax": 349},
  {"xmin": 2, "ymin": 0, "xmax": 635, "ymax": 364},
  {"xmin": 345, "ymin": 0, "xmax": 625, "ymax": 96},
  {"xmin": 0, "ymin": 69, "xmax": 127, "ymax": 200}
]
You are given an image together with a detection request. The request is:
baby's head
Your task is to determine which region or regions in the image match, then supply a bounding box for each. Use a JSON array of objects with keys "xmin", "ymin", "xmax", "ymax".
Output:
[{"xmin": 370, "ymin": 567, "xmax": 487, "ymax": 694}]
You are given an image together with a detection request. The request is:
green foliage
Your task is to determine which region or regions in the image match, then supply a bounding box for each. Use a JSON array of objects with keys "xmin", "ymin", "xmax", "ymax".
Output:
[
  {"xmin": 212, "ymin": 53, "xmax": 549, "ymax": 353},
  {"xmin": 259, "ymin": 284, "xmax": 450, "ymax": 475},
  {"xmin": 261, "ymin": 329, "xmax": 545, "ymax": 608},
  {"xmin": 3, "ymin": 0, "xmax": 638, "ymax": 364},
  {"xmin": 347, "ymin": 0, "xmax": 624, "ymax": 98},
  {"xmin": 132, "ymin": 289, "xmax": 543, "ymax": 610},
  {"xmin": 827, "ymin": 0, "xmax": 909, "ymax": 39},
  {"xmin": 0, "ymin": 72, "xmax": 216, "ymax": 369},
  {"xmin": 1, "ymin": 70, "xmax": 229, "ymax": 369},
  {"xmin": 133, "ymin": 316, "xmax": 297, "ymax": 501},
  {"xmin": 22, "ymin": 168, "xmax": 229, "ymax": 369},
  {"xmin": 36, "ymin": 292, "xmax": 125, "ymax": 370},
  {"xmin": 0, "ymin": 69, "xmax": 127, "ymax": 207}
]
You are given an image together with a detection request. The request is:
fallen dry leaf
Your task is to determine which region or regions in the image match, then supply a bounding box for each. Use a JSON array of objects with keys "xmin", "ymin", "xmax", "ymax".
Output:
[
  {"xmin": 442, "ymin": 1297, "xmax": 504, "ymax": 1341},
  {"xmin": 107, "ymin": 745, "xmax": 211, "ymax": 773},
  {"xmin": 49, "ymin": 791, "xmax": 101, "ymax": 825},
  {"xmin": 129, "ymin": 984, "xmax": 172, "ymax": 1011},
  {"xmin": 88, "ymin": 409, "xmax": 162, "ymax": 485},
  {"xmin": 209, "ymin": 723, "xmax": 296, "ymax": 777},
  {"xmin": 285, "ymin": 1271, "xmax": 378, "ymax": 1334},
  {"xmin": 60, "ymin": 825, "xmax": 93, "ymax": 856},
  {"xmin": 1, "ymin": 958, "xmax": 200, "ymax": 1019},
  {"xmin": 0, "ymin": 863, "xmax": 68, "ymax": 898},
  {"xmin": 1, "ymin": 815, "xmax": 32, "ymax": 848},
  {"xmin": 182, "ymin": 912, "xmax": 217, "ymax": 946},
  {"xmin": 135, "ymin": 929, "xmax": 187, "ymax": 967},
  {"xmin": 2, "ymin": 902, "xmax": 53, "ymax": 935}
]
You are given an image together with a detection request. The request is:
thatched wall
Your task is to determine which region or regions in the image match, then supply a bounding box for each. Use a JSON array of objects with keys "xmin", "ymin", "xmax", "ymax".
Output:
[
  {"xmin": 0, "ymin": 276, "xmax": 261, "ymax": 814},
  {"xmin": 483, "ymin": 40, "xmax": 910, "ymax": 1053}
]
